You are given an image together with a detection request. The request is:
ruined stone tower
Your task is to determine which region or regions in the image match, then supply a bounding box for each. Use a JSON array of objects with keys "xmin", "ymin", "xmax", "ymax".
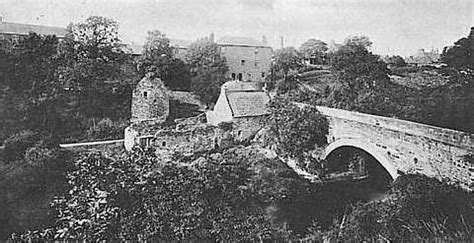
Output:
[{"xmin": 131, "ymin": 75, "xmax": 169, "ymax": 123}]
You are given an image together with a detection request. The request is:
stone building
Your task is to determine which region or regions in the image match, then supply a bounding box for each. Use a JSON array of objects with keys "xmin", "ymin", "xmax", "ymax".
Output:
[
  {"xmin": 206, "ymin": 80, "xmax": 270, "ymax": 140},
  {"xmin": 131, "ymin": 76, "xmax": 170, "ymax": 123},
  {"xmin": 127, "ymin": 34, "xmax": 273, "ymax": 82},
  {"xmin": 217, "ymin": 36, "xmax": 272, "ymax": 82},
  {"xmin": 125, "ymin": 76, "xmax": 170, "ymax": 150}
]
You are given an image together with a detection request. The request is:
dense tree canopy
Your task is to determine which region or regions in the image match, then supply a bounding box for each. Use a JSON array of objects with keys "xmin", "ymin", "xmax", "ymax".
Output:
[
  {"xmin": 138, "ymin": 30, "xmax": 190, "ymax": 90},
  {"xmin": 273, "ymin": 47, "xmax": 302, "ymax": 78},
  {"xmin": 299, "ymin": 39, "xmax": 328, "ymax": 64},
  {"xmin": 185, "ymin": 38, "xmax": 228, "ymax": 106},
  {"xmin": 441, "ymin": 27, "xmax": 474, "ymax": 70},
  {"xmin": 267, "ymin": 98, "xmax": 328, "ymax": 161},
  {"xmin": 385, "ymin": 55, "xmax": 407, "ymax": 67},
  {"xmin": 343, "ymin": 35, "xmax": 373, "ymax": 48}
]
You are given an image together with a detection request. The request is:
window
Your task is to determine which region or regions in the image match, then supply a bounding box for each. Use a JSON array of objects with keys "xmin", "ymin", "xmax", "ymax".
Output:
[
  {"xmin": 261, "ymin": 72, "xmax": 265, "ymax": 78},
  {"xmin": 162, "ymin": 141, "xmax": 166, "ymax": 147},
  {"xmin": 254, "ymin": 60, "xmax": 258, "ymax": 67},
  {"xmin": 238, "ymin": 73, "xmax": 242, "ymax": 81},
  {"xmin": 241, "ymin": 60, "xmax": 245, "ymax": 66},
  {"xmin": 143, "ymin": 91, "xmax": 148, "ymax": 98},
  {"xmin": 231, "ymin": 73, "xmax": 236, "ymax": 80}
]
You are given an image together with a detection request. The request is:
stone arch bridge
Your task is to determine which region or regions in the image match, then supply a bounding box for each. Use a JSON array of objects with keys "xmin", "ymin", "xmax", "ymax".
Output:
[{"xmin": 304, "ymin": 105, "xmax": 473, "ymax": 190}]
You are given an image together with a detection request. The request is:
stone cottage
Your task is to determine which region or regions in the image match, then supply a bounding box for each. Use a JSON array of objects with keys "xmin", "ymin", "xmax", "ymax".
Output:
[
  {"xmin": 125, "ymin": 76, "xmax": 170, "ymax": 150},
  {"xmin": 206, "ymin": 80, "xmax": 271, "ymax": 140}
]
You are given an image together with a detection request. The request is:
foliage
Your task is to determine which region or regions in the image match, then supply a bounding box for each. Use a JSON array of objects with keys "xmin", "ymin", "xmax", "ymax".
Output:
[
  {"xmin": 441, "ymin": 27, "xmax": 473, "ymax": 70},
  {"xmin": 329, "ymin": 44, "xmax": 389, "ymax": 82},
  {"xmin": 138, "ymin": 30, "xmax": 191, "ymax": 90},
  {"xmin": 343, "ymin": 35, "xmax": 373, "ymax": 48},
  {"xmin": 326, "ymin": 174, "xmax": 473, "ymax": 241},
  {"xmin": 267, "ymin": 98, "xmax": 328, "ymax": 159},
  {"xmin": 385, "ymin": 55, "xmax": 407, "ymax": 67},
  {"xmin": 0, "ymin": 136, "xmax": 72, "ymax": 240},
  {"xmin": 2, "ymin": 130, "xmax": 39, "ymax": 162},
  {"xmin": 86, "ymin": 118, "xmax": 128, "ymax": 141},
  {"xmin": 273, "ymin": 47, "xmax": 302, "ymax": 78},
  {"xmin": 275, "ymin": 75, "xmax": 299, "ymax": 95},
  {"xmin": 299, "ymin": 39, "xmax": 328, "ymax": 64},
  {"xmin": 57, "ymin": 16, "xmax": 134, "ymax": 119},
  {"xmin": 13, "ymin": 147, "xmax": 283, "ymax": 241},
  {"xmin": 0, "ymin": 33, "xmax": 65, "ymax": 138},
  {"xmin": 185, "ymin": 38, "xmax": 228, "ymax": 105}
]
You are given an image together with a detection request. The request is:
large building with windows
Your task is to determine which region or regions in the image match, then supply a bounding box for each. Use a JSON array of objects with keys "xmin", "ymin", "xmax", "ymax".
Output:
[
  {"xmin": 217, "ymin": 36, "xmax": 272, "ymax": 82},
  {"xmin": 128, "ymin": 35, "xmax": 273, "ymax": 82}
]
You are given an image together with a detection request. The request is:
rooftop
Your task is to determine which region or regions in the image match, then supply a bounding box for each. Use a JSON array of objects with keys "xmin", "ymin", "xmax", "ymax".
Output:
[
  {"xmin": 217, "ymin": 36, "xmax": 269, "ymax": 47},
  {"xmin": 0, "ymin": 20, "xmax": 67, "ymax": 37},
  {"xmin": 226, "ymin": 90, "xmax": 270, "ymax": 118}
]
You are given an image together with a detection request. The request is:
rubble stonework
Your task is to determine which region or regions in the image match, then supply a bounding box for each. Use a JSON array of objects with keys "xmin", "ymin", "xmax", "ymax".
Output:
[
  {"xmin": 131, "ymin": 76, "xmax": 169, "ymax": 123},
  {"xmin": 125, "ymin": 79, "xmax": 270, "ymax": 152}
]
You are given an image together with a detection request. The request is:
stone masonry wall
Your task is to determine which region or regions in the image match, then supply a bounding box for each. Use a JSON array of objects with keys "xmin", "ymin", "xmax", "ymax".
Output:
[
  {"xmin": 315, "ymin": 105, "xmax": 473, "ymax": 190},
  {"xmin": 220, "ymin": 45, "xmax": 272, "ymax": 82}
]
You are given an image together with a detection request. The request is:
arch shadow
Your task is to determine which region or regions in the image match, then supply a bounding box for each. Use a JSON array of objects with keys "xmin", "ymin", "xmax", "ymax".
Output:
[{"xmin": 324, "ymin": 138, "xmax": 399, "ymax": 181}]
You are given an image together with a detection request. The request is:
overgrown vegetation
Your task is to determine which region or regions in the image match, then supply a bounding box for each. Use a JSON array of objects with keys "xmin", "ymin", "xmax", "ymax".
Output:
[
  {"xmin": 267, "ymin": 98, "xmax": 328, "ymax": 159},
  {"xmin": 309, "ymin": 174, "xmax": 473, "ymax": 241}
]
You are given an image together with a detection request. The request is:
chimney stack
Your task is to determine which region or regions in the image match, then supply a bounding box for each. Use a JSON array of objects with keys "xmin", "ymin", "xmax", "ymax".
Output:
[
  {"xmin": 209, "ymin": 33, "xmax": 215, "ymax": 43},
  {"xmin": 280, "ymin": 36, "xmax": 284, "ymax": 49},
  {"xmin": 262, "ymin": 35, "xmax": 267, "ymax": 46}
]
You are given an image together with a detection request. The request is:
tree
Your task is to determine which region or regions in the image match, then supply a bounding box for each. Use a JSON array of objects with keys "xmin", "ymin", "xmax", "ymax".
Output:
[
  {"xmin": 0, "ymin": 33, "xmax": 67, "ymax": 137},
  {"xmin": 299, "ymin": 39, "xmax": 328, "ymax": 64},
  {"xmin": 320, "ymin": 42, "xmax": 401, "ymax": 117},
  {"xmin": 267, "ymin": 98, "xmax": 328, "ymax": 160},
  {"xmin": 185, "ymin": 38, "xmax": 228, "ymax": 106},
  {"xmin": 441, "ymin": 27, "xmax": 474, "ymax": 70},
  {"xmin": 273, "ymin": 47, "xmax": 302, "ymax": 79},
  {"xmin": 57, "ymin": 16, "xmax": 132, "ymax": 119},
  {"xmin": 138, "ymin": 30, "xmax": 191, "ymax": 90},
  {"xmin": 385, "ymin": 55, "xmax": 407, "ymax": 67},
  {"xmin": 343, "ymin": 35, "xmax": 372, "ymax": 49}
]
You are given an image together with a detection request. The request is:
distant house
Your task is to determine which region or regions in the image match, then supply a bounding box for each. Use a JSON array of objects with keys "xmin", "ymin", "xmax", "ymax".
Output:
[
  {"xmin": 127, "ymin": 34, "xmax": 273, "ymax": 82},
  {"xmin": 0, "ymin": 17, "xmax": 67, "ymax": 42},
  {"xmin": 406, "ymin": 49, "xmax": 441, "ymax": 66}
]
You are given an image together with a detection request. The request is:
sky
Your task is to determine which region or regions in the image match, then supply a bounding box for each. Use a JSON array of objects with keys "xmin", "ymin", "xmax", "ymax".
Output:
[{"xmin": 1, "ymin": 0, "xmax": 472, "ymax": 56}]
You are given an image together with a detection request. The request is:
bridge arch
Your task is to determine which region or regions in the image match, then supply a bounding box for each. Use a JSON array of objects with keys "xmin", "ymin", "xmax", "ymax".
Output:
[{"xmin": 324, "ymin": 138, "xmax": 399, "ymax": 180}]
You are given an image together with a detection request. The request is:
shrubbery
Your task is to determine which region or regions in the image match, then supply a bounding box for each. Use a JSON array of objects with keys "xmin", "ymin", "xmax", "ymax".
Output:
[
  {"xmin": 319, "ymin": 174, "xmax": 473, "ymax": 241},
  {"xmin": 2, "ymin": 130, "xmax": 39, "ymax": 162},
  {"xmin": 267, "ymin": 98, "xmax": 328, "ymax": 159}
]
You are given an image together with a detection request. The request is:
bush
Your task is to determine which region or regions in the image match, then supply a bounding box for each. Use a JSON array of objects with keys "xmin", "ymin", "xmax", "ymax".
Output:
[
  {"xmin": 267, "ymin": 98, "xmax": 328, "ymax": 159},
  {"xmin": 2, "ymin": 130, "xmax": 39, "ymax": 163},
  {"xmin": 328, "ymin": 174, "xmax": 473, "ymax": 241},
  {"xmin": 86, "ymin": 118, "xmax": 128, "ymax": 141}
]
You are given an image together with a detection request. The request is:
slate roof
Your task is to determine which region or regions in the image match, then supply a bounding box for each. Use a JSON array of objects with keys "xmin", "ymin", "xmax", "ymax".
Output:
[
  {"xmin": 0, "ymin": 21, "xmax": 67, "ymax": 37},
  {"xmin": 217, "ymin": 36, "xmax": 266, "ymax": 47},
  {"xmin": 226, "ymin": 90, "xmax": 270, "ymax": 118},
  {"xmin": 126, "ymin": 38, "xmax": 192, "ymax": 55},
  {"xmin": 170, "ymin": 38, "xmax": 193, "ymax": 48}
]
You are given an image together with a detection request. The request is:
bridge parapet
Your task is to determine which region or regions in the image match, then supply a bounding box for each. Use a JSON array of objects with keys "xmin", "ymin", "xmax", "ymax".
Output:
[
  {"xmin": 314, "ymin": 105, "xmax": 473, "ymax": 150},
  {"xmin": 293, "ymin": 103, "xmax": 473, "ymax": 190}
]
